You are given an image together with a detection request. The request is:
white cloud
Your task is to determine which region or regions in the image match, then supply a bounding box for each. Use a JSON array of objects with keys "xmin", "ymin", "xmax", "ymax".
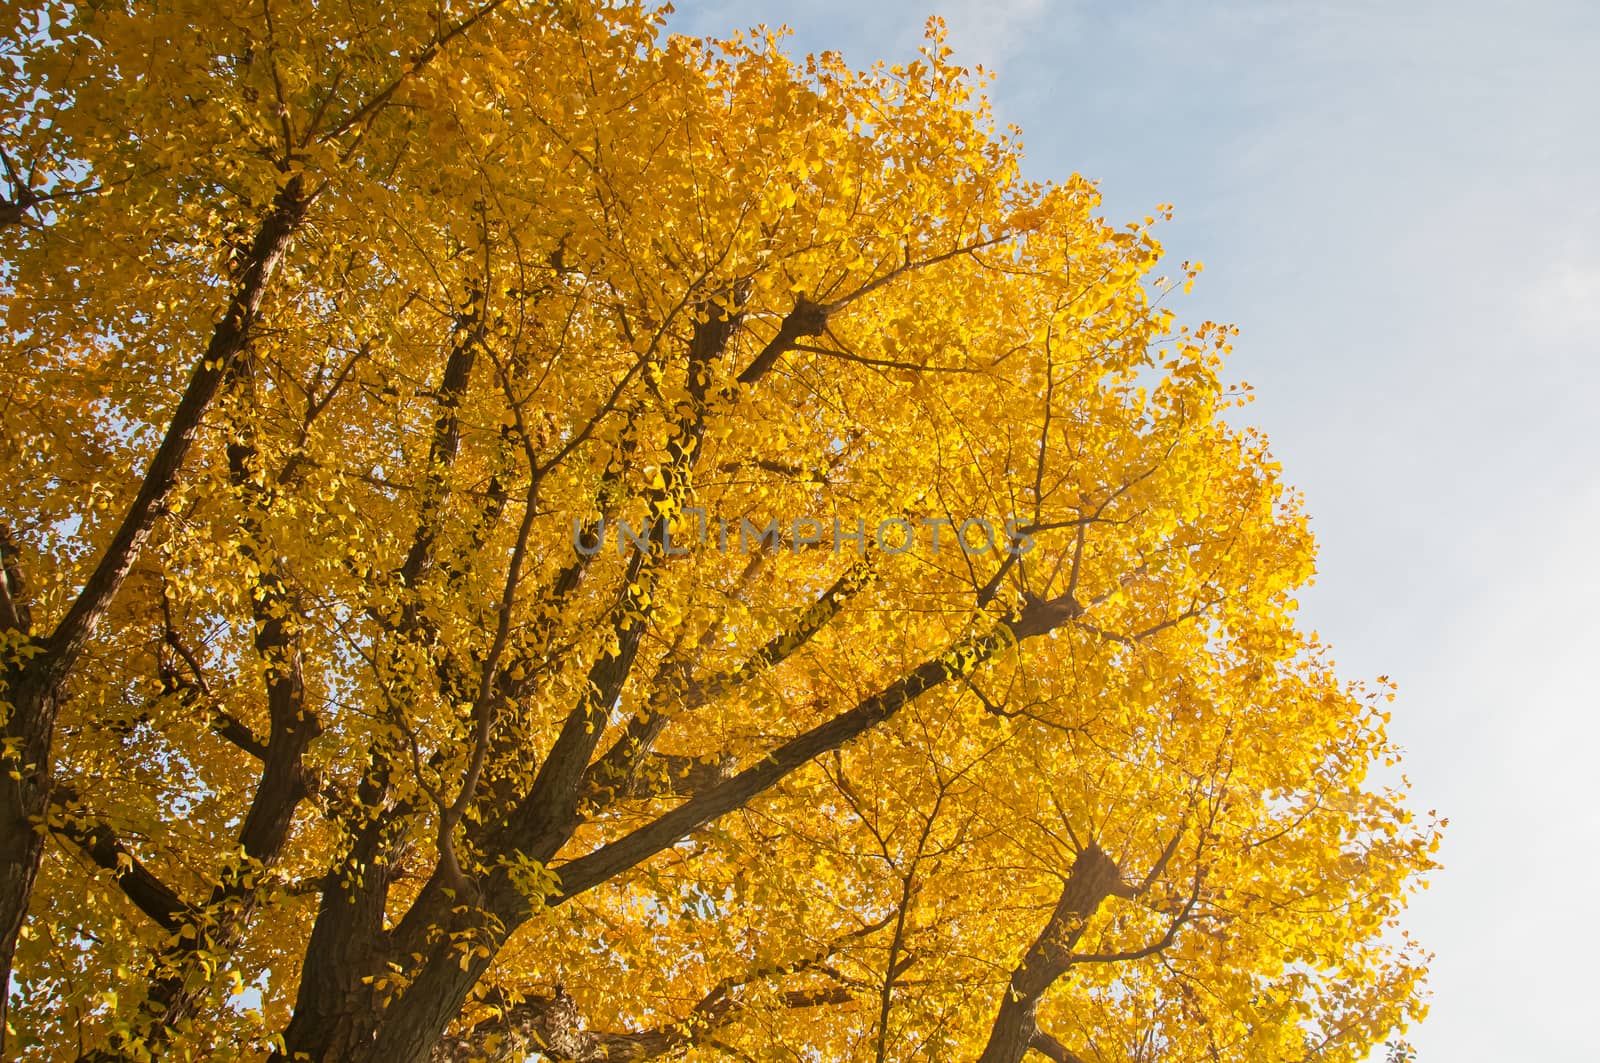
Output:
[{"xmin": 1522, "ymin": 258, "xmax": 1600, "ymax": 342}]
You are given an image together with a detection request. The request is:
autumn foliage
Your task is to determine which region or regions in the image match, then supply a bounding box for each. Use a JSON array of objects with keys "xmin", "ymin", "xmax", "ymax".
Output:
[{"xmin": 0, "ymin": 2, "xmax": 1438, "ymax": 1061}]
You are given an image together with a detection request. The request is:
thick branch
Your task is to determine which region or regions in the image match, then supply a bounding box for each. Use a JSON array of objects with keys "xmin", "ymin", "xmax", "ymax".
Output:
[
  {"xmin": 1028, "ymin": 1029, "xmax": 1090, "ymax": 1063},
  {"xmin": 50, "ymin": 788, "xmax": 194, "ymax": 934},
  {"xmin": 545, "ymin": 594, "xmax": 1081, "ymax": 907},
  {"xmin": 975, "ymin": 844, "xmax": 1123, "ymax": 1063},
  {"xmin": 38, "ymin": 175, "xmax": 310, "ymax": 689},
  {"xmin": 585, "ymin": 556, "xmax": 876, "ymax": 804},
  {"xmin": 488, "ymin": 301, "xmax": 739, "ymax": 865},
  {"xmin": 734, "ymin": 296, "xmax": 830, "ymax": 385},
  {"xmin": 400, "ymin": 306, "xmax": 483, "ymax": 590},
  {"xmin": 283, "ymin": 312, "xmax": 498, "ymax": 1057},
  {"xmin": 113, "ymin": 341, "xmax": 330, "ymax": 1051},
  {"xmin": 351, "ymin": 301, "xmax": 742, "ymax": 1063},
  {"xmin": 0, "ymin": 523, "xmax": 31, "ymax": 634}
]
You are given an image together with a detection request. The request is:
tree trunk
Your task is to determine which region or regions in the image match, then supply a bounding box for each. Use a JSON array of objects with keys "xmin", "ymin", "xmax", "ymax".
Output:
[{"xmin": 975, "ymin": 844, "xmax": 1122, "ymax": 1063}]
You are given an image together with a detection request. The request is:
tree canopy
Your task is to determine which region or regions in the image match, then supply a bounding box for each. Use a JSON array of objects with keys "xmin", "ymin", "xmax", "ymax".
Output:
[{"xmin": 0, "ymin": 2, "xmax": 1439, "ymax": 1061}]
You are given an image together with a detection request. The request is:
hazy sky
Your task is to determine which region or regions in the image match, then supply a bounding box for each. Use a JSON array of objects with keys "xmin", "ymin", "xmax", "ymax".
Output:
[{"xmin": 666, "ymin": 2, "xmax": 1600, "ymax": 1058}]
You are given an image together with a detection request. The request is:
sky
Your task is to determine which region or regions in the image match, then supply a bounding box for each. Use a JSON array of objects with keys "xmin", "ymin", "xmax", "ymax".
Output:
[{"xmin": 665, "ymin": 2, "xmax": 1600, "ymax": 1058}]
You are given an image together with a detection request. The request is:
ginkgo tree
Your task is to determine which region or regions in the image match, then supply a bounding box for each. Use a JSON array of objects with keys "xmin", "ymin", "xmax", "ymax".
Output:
[{"xmin": 0, "ymin": 2, "xmax": 1439, "ymax": 1061}]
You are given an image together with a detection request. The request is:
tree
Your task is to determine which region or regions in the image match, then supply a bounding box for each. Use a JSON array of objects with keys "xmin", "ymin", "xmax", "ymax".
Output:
[{"xmin": 0, "ymin": 2, "xmax": 1440, "ymax": 1061}]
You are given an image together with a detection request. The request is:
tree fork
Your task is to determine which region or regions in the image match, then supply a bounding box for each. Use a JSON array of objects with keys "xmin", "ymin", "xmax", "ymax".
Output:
[{"xmin": 975, "ymin": 844, "xmax": 1123, "ymax": 1063}]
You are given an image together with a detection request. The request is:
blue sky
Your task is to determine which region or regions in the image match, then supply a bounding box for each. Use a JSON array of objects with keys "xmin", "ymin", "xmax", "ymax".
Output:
[{"xmin": 667, "ymin": 2, "xmax": 1600, "ymax": 1058}]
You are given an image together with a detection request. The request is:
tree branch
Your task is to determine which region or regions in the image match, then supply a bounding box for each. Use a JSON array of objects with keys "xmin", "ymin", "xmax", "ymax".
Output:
[
  {"xmin": 1028, "ymin": 1029, "xmax": 1090, "ymax": 1063},
  {"xmin": 50, "ymin": 788, "xmax": 194, "ymax": 935},
  {"xmin": 0, "ymin": 522, "xmax": 32, "ymax": 634},
  {"xmin": 317, "ymin": 0, "xmax": 515, "ymax": 146},
  {"xmin": 975, "ymin": 844, "xmax": 1123, "ymax": 1063},
  {"xmin": 1, "ymin": 174, "xmax": 311, "ymax": 1057},
  {"xmin": 584, "ymin": 555, "xmax": 877, "ymax": 805},
  {"xmin": 432, "ymin": 916, "xmax": 890, "ymax": 1063},
  {"xmin": 38, "ymin": 174, "xmax": 311, "ymax": 689},
  {"xmin": 544, "ymin": 593, "xmax": 1082, "ymax": 907}
]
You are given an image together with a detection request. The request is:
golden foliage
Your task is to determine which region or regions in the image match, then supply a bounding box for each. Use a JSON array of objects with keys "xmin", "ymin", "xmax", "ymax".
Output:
[{"xmin": 0, "ymin": 3, "xmax": 1438, "ymax": 1061}]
